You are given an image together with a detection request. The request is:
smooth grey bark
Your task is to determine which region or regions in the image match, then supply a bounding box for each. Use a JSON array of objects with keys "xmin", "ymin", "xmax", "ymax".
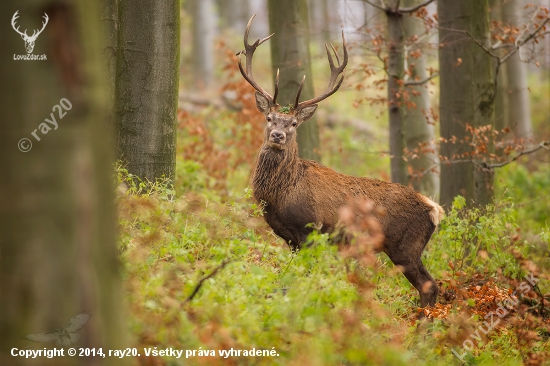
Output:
[
  {"xmin": 438, "ymin": 0, "xmax": 495, "ymax": 207},
  {"xmin": 386, "ymin": 5, "xmax": 408, "ymax": 185},
  {"xmin": 268, "ymin": 0, "xmax": 321, "ymax": 161},
  {"xmin": 490, "ymin": 0, "xmax": 510, "ymax": 133},
  {"xmin": 218, "ymin": 0, "xmax": 250, "ymax": 31},
  {"xmin": 503, "ymin": 0, "xmax": 533, "ymax": 140},
  {"xmin": 115, "ymin": 0, "xmax": 179, "ymax": 184},
  {"xmin": 308, "ymin": 0, "xmax": 330, "ymax": 44},
  {"xmin": 191, "ymin": 0, "xmax": 215, "ymax": 88},
  {"xmin": 402, "ymin": 0, "xmax": 439, "ymax": 198},
  {"xmin": 0, "ymin": 1, "xmax": 127, "ymax": 364}
]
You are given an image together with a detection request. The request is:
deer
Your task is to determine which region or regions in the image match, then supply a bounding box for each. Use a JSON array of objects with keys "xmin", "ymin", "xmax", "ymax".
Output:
[
  {"xmin": 236, "ymin": 15, "xmax": 444, "ymax": 311},
  {"xmin": 11, "ymin": 11, "xmax": 49, "ymax": 54}
]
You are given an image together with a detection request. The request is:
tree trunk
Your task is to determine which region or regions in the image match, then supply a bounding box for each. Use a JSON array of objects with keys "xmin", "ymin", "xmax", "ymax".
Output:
[
  {"xmin": 217, "ymin": 0, "xmax": 250, "ymax": 31},
  {"xmin": 0, "ymin": 1, "xmax": 127, "ymax": 364},
  {"xmin": 191, "ymin": 0, "xmax": 215, "ymax": 88},
  {"xmin": 503, "ymin": 0, "xmax": 533, "ymax": 140},
  {"xmin": 268, "ymin": 0, "xmax": 321, "ymax": 161},
  {"xmin": 490, "ymin": 0, "xmax": 510, "ymax": 133},
  {"xmin": 115, "ymin": 0, "xmax": 179, "ymax": 184},
  {"xmin": 387, "ymin": 6, "xmax": 408, "ymax": 184},
  {"xmin": 438, "ymin": 0, "xmax": 495, "ymax": 207},
  {"xmin": 402, "ymin": 0, "xmax": 439, "ymax": 198}
]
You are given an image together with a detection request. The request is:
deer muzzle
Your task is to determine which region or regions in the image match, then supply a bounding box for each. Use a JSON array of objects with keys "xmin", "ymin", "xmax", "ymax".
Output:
[{"xmin": 269, "ymin": 130, "xmax": 286, "ymax": 144}]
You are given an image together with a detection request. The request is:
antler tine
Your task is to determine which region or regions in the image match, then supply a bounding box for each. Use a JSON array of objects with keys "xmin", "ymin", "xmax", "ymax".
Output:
[
  {"xmin": 293, "ymin": 75, "xmax": 306, "ymax": 109},
  {"xmin": 11, "ymin": 11, "xmax": 27, "ymax": 37},
  {"xmin": 237, "ymin": 14, "xmax": 275, "ymax": 104},
  {"xmin": 273, "ymin": 69, "xmax": 280, "ymax": 105},
  {"xmin": 296, "ymin": 31, "xmax": 348, "ymax": 110},
  {"xmin": 33, "ymin": 13, "xmax": 49, "ymax": 38}
]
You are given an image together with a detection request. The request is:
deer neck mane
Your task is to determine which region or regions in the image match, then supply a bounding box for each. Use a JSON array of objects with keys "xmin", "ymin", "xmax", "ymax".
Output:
[{"xmin": 252, "ymin": 140, "xmax": 301, "ymax": 204}]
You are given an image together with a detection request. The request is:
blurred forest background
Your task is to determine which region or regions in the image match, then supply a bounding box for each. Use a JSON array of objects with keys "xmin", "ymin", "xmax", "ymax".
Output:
[{"xmin": 1, "ymin": 0, "xmax": 550, "ymax": 365}]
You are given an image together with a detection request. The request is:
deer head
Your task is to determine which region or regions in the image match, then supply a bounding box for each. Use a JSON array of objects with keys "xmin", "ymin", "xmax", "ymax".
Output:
[
  {"xmin": 236, "ymin": 14, "xmax": 348, "ymax": 151},
  {"xmin": 12, "ymin": 11, "xmax": 49, "ymax": 54}
]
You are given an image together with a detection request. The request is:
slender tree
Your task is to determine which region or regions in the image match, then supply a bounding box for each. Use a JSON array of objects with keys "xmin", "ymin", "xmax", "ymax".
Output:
[
  {"xmin": 191, "ymin": 0, "xmax": 216, "ymax": 88},
  {"xmin": 503, "ymin": 0, "xmax": 533, "ymax": 140},
  {"xmin": 362, "ymin": 0, "xmax": 436, "ymax": 185},
  {"xmin": 438, "ymin": 0, "xmax": 495, "ymax": 207},
  {"xmin": 115, "ymin": 0, "xmax": 180, "ymax": 184},
  {"xmin": 490, "ymin": 0, "xmax": 510, "ymax": 133},
  {"xmin": 402, "ymin": 0, "xmax": 439, "ymax": 198},
  {"xmin": 0, "ymin": 1, "xmax": 127, "ymax": 364},
  {"xmin": 268, "ymin": 0, "xmax": 320, "ymax": 161}
]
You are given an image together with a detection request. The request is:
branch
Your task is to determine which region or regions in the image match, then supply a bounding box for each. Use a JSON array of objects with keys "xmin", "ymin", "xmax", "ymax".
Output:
[
  {"xmin": 185, "ymin": 260, "xmax": 231, "ymax": 303},
  {"xmin": 404, "ymin": 72, "xmax": 439, "ymax": 86},
  {"xmin": 500, "ymin": 16, "xmax": 550, "ymax": 65},
  {"xmin": 481, "ymin": 141, "xmax": 550, "ymax": 169},
  {"xmin": 400, "ymin": 0, "xmax": 435, "ymax": 13},
  {"xmin": 410, "ymin": 141, "xmax": 550, "ymax": 178},
  {"xmin": 361, "ymin": 0, "xmax": 387, "ymax": 12},
  {"xmin": 464, "ymin": 31, "xmax": 500, "ymax": 60}
]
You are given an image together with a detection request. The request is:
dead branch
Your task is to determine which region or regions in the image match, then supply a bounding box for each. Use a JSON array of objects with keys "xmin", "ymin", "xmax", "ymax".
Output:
[
  {"xmin": 480, "ymin": 141, "xmax": 550, "ymax": 169},
  {"xmin": 409, "ymin": 141, "xmax": 549, "ymax": 178},
  {"xmin": 361, "ymin": 0, "xmax": 435, "ymax": 14},
  {"xmin": 185, "ymin": 259, "xmax": 231, "ymax": 303},
  {"xmin": 404, "ymin": 72, "xmax": 439, "ymax": 86}
]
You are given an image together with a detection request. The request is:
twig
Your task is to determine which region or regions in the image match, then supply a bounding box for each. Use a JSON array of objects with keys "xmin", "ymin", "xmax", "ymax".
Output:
[
  {"xmin": 409, "ymin": 141, "xmax": 549, "ymax": 178},
  {"xmin": 185, "ymin": 259, "xmax": 231, "ymax": 303},
  {"xmin": 464, "ymin": 31, "xmax": 500, "ymax": 60},
  {"xmin": 400, "ymin": 0, "xmax": 435, "ymax": 13},
  {"xmin": 361, "ymin": 0, "xmax": 435, "ymax": 14},
  {"xmin": 481, "ymin": 141, "xmax": 550, "ymax": 169},
  {"xmin": 404, "ymin": 72, "xmax": 439, "ymax": 86},
  {"xmin": 500, "ymin": 17, "xmax": 550, "ymax": 65}
]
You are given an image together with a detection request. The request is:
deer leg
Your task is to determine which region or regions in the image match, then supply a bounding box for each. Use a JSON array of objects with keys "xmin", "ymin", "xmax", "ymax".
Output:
[{"xmin": 401, "ymin": 260, "xmax": 438, "ymax": 308}]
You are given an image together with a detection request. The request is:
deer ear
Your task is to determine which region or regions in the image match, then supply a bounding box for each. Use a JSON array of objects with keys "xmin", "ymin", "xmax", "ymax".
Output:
[
  {"xmin": 255, "ymin": 92, "xmax": 270, "ymax": 114},
  {"xmin": 296, "ymin": 105, "xmax": 318, "ymax": 124}
]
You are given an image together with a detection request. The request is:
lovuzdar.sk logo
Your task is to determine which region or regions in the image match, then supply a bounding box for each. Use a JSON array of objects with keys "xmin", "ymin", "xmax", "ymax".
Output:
[{"xmin": 11, "ymin": 10, "xmax": 48, "ymax": 61}]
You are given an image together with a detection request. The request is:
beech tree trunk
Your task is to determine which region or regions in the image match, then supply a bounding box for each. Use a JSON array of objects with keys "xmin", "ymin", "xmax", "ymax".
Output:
[
  {"xmin": 0, "ymin": 1, "xmax": 127, "ymax": 364},
  {"xmin": 191, "ymin": 0, "xmax": 215, "ymax": 88},
  {"xmin": 402, "ymin": 0, "xmax": 439, "ymax": 198},
  {"xmin": 115, "ymin": 0, "xmax": 179, "ymax": 184},
  {"xmin": 490, "ymin": 0, "xmax": 510, "ymax": 133},
  {"xmin": 268, "ymin": 0, "xmax": 320, "ymax": 161},
  {"xmin": 438, "ymin": 0, "xmax": 495, "ymax": 207},
  {"xmin": 503, "ymin": 0, "xmax": 533, "ymax": 140},
  {"xmin": 386, "ymin": 4, "xmax": 408, "ymax": 185}
]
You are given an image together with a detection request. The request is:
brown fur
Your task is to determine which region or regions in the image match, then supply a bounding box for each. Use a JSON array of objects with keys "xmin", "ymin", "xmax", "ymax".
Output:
[{"xmin": 251, "ymin": 111, "xmax": 443, "ymax": 309}]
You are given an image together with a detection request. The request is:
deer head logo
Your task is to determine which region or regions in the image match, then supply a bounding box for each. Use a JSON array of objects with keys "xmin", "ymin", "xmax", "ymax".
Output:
[{"xmin": 11, "ymin": 11, "xmax": 49, "ymax": 54}]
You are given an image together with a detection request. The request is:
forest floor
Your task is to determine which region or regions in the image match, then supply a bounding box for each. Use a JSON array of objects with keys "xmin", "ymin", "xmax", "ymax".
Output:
[{"xmin": 117, "ymin": 57, "xmax": 550, "ymax": 365}]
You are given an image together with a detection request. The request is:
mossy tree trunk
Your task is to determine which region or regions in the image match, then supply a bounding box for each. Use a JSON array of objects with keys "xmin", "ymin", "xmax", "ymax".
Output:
[
  {"xmin": 0, "ymin": 1, "xmax": 128, "ymax": 364},
  {"xmin": 268, "ymin": 0, "xmax": 321, "ymax": 161},
  {"xmin": 438, "ymin": 0, "xmax": 495, "ymax": 207},
  {"xmin": 115, "ymin": 0, "xmax": 179, "ymax": 184}
]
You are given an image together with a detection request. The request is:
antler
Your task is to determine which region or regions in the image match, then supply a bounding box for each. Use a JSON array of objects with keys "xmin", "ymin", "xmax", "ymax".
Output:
[
  {"xmin": 29, "ymin": 13, "xmax": 49, "ymax": 40},
  {"xmin": 11, "ymin": 11, "xmax": 28, "ymax": 38},
  {"xmin": 236, "ymin": 14, "xmax": 278, "ymax": 106},
  {"xmin": 294, "ymin": 31, "xmax": 348, "ymax": 110}
]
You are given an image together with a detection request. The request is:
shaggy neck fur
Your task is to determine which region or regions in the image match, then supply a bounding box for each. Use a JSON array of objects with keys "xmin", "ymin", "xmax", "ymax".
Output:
[{"xmin": 252, "ymin": 139, "xmax": 301, "ymax": 205}]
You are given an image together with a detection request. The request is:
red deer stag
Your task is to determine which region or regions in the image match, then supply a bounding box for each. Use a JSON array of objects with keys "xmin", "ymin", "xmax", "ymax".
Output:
[{"xmin": 237, "ymin": 15, "xmax": 444, "ymax": 309}]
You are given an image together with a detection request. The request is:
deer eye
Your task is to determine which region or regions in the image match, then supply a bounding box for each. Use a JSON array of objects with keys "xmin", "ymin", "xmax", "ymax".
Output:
[
  {"xmin": 291, "ymin": 121, "xmax": 297, "ymax": 127},
  {"xmin": 266, "ymin": 116, "xmax": 272, "ymax": 122}
]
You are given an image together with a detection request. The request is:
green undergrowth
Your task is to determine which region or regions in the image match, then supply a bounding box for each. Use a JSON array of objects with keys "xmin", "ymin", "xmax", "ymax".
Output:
[{"xmin": 117, "ymin": 165, "xmax": 549, "ymax": 366}]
